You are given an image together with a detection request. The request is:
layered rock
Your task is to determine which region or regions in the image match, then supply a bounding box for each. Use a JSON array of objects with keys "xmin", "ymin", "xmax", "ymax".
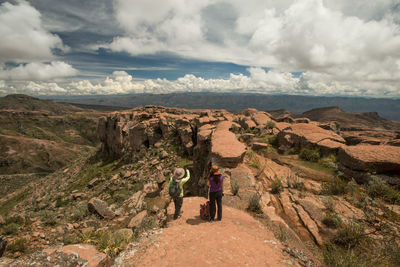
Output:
[
  {"xmin": 277, "ymin": 123, "xmax": 346, "ymax": 154},
  {"xmin": 339, "ymin": 145, "xmax": 400, "ymax": 173},
  {"xmin": 211, "ymin": 121, "xmax": 246, "ymax": 168},
  {"xmin": 88, "ymin": 198, "xmax": 116, "ymax": 219}
]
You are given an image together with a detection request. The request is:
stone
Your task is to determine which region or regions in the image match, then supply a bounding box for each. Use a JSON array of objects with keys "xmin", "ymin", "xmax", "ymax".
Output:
[
  {"xmin": 88, "ymin": 178, "xmax": 101, "ymax": 188},
  {"xmin": 160, "ymin": 150, "xmax": 169, "ymax": 159},
  {"xmin": 72, "ymin": 192, "xmax": 85, "ymax": 200},
  {"xmin": 252, "ymin": 142, "xmax": 269, "ymax": 151},
  {"xmin": 0, "ymin": 236, "xmax": 7, "ymax": 258},
  {"xmin": 0, "ymin": 216, "xmax": 5, "ymax": 225},
  {"xmin": 293, "ymin": 204, "xmax": 323, "ymax": 246},
  {"xmin": 338, "ymin": 144, "xmax": 400, "ymax": 173},
  {"xmin": 124, "ymin": 191, "xmax": 145, "ymax": 211},
  {"xmin": 128, "ymin": 210, "xmax": 147, "ymax": 229},
  {"xmin": 143, "ymin": 182, "xmax": 159, "ymax": 196},
  {"xmin": 211, "ymin": 121, "xmax": 246, "ymax": 168},
  {"xmin": 251, "ymin": 112, "xmax": 271, "ymax": 127},
  {"xmin": 88, "ymin": 198, "xmax": 116, "ymax": 219},
  {"xmin": 81, "ymin": 227, "xmax": 95, "ymax": 234},
  {"xmin": 43, "ymin": 244, "xmax": 112, "ymax": 267}
]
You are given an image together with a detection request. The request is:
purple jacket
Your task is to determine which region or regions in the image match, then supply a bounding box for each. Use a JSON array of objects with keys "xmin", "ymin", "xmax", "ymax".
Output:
[{"xmin": 208, "ymin": 175, "xmax": 224, "ymax": 192}]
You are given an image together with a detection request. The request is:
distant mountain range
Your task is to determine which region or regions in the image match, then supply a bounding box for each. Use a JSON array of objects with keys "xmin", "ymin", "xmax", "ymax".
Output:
[{"xmin": 53, "ymin": 93, "xmax": 400, "ymax": 121}]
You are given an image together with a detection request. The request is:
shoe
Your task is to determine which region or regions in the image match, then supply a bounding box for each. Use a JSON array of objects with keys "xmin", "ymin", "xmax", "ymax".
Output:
[
  {"xmin": 208, "ymin": 218, "xmax": 214, "ymax": 222},
  {"xmin": 216, "ymin": 218, "xmax": 221, "ymax": 221},
  {"xmin": 179, "ymin": 211, "xmax": 184, "ymax": 214},
  {"xmin": 173, "ymin": 215, "xmax": 182, "ymax": 220}
]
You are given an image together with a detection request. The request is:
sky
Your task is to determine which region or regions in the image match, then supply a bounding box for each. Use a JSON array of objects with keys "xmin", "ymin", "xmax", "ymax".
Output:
[{"xmin": 0, "ymin": 0, "xmax": 400, "ymax": 98}]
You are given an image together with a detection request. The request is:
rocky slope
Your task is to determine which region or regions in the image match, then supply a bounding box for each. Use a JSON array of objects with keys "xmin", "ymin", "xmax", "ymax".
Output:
[{"xmin": 1, "ymin": 105, "xmax": 400, "ymax": 266}]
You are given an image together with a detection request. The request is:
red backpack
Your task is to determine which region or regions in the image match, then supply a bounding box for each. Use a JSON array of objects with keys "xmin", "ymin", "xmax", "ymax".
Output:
[{"xmin": 200, "ymin": 201, "xmax": 210, "ymax": 220}]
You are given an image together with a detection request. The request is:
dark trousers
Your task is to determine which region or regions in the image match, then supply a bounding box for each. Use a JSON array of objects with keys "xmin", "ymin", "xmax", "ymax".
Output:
[
  {"xmin": 209, "ymin": 190, "xmax": 223, "ymax": 220},
  {"xmin": 173, "ymin": 197, "xmax": 183, "ymax": 218}
]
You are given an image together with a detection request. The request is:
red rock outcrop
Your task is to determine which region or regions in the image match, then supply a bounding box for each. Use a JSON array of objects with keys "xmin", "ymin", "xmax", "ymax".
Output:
[
  {"xmin": 277, "ymin": 123, "xmax": 346, "ymax": 154},
  {"xmin": 338, "ymin": 145, "xmax": 400, "ymax": 173},
  {"xmin": 211, "ymin": 121, "xmax": 246, "ymax": 168}
]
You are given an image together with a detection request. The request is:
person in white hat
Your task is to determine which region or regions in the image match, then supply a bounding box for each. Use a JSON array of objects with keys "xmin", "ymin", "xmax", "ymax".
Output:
[{"xmin": 168, "ymin": 168, "xmax": 190, "ymax": 219}]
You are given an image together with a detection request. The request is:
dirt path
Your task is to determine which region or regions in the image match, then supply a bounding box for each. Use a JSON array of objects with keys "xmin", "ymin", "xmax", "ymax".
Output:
[{"xmin": 115, "ymin": 197, "xmax": 294, "ymax": 267}]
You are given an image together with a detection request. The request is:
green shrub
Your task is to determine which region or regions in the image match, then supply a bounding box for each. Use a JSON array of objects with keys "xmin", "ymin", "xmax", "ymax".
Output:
[
  {"xmin": 271, "ymin": 177, "xmax": 283, "ymax": 194},
  {"xmin": 322, "ymin": 177, "xmax": 349, "ymax": 195},
  {"xmin": 319, "ymin": 154, "xmax": 338, "ymax": 169},
  {"xmin": 286, "ymin": 175, "xmax": 304, "ymax": 190},
  {"xmin": 299, "ymin": 147, "xmax": 321, "ymax": 162},
  {"xmin": 68, "ymin": 202, "xmax": 89, "ymax": 222},
  {"xmin": 322, "ymin": 213, "xmax": 343, "ymax": 229},
  {"xmin": 333, "ymin": 221, "xmax": 367, "ymax": 248},
  {"xmin": 231, "ymin": 182, "xmax": 240, "ymax": 196},
  {"xmin": 2, "ymin": 222, "xmax": 19, "ymax": 235},
  {"xmin": 7, "ymin": 238, "xmax": 27, "ymax": 254},
  {"xmin": 323, "ymin": 242, "xmax": 365, "ymax": 267},
  {"xmin": 266, "ymin": 120, "xmax": 276, "ymax": 129},
  {"xmin": 248, "ymin": 193, "xmax": 262, "ymax": 212},
  {"xmin": 40, "ymin": 210, "xmax": 57, "ymax": 226},
  {"xmin": 367, "ymin": 176, "xmax": 400, "ymax": 204}
]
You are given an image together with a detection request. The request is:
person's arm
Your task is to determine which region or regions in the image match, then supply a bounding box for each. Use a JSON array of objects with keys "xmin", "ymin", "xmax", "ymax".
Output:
[
  {"xmin": 207, "ymin": 178, "xmax": 210, "ymax": 187},
  {"xmin": 180, "ymin": 169, "xmax": 191, "ymax": 184}
]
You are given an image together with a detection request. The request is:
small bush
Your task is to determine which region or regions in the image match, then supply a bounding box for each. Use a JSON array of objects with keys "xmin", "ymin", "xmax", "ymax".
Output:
[
  {"xmin": 271, "ymin": 177, "xmax": 284, "ymax": 194},
  {"xmin": 322, "ymin": 197, "xmax": 336, "ymax": 213},
  {"xmin": 333, "ymin": 221, "xmax": 367, "ymax": 248},
  {"xmin": 40, "ymin": 210, "xmax": 57, "ymax": 226},
  {"xmin": 319, "ymin": 154, "xmax": 338, "ymax": 169},
  {"xmin": 367, "ymin": 176, "xmax": 400, "ymax": 204},
  {"xmin": 2, "ymin": 223, "xmax": 19, "ymax": 235},
  {"xmin": 323, "ymin": 242, "xmax": 365, "ymax": 267},
  {"xmin": 322, "ymin": 177, "xmax": 349, "ymax": 195},
  {"xmin": 322, "ymin": 213, "xmax": 343, "ymax": 229},
  {"xmin": 6, "ymin": 238, "xmax": 27, "ymax": 254},
  {"xmin": 68, "ymin": 202, "xmax": 89, "ymax": 222},
  {"xmin": 248, "ymin": 193, "xmax": 262, "ymax": 212},
  {"xmin": 286, "ymin": 175, "xmax": 304, "ymax": 191},
  {"xmin": 266, "ymin": 120, "xmax": 276, "ymax": 130},
  {"xmin": 231, "ymin": 182, "xmax": 240, "ymax": 196},
  {"xmin": 299, "ymin": 147, "xmax": 321, "ymax": 162}
]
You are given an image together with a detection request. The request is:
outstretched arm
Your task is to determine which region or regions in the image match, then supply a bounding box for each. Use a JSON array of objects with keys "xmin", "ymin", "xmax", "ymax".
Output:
[{"xmin": 181, "ymin": 169, "xmax": 191, "ymax": 183}]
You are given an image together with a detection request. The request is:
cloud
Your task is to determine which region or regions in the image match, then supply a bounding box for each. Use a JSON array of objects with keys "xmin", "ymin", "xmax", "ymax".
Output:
[
  {"xmin": 103, "ymin": 0, "xmax": 400, "ymax": 97},
  {"xmin": 0, "ymin": 61, "xmax": 78, "ymax": 81},
  {"xmin": 0, "ymin": 1, "xmax": 67, "ymax": 62}
]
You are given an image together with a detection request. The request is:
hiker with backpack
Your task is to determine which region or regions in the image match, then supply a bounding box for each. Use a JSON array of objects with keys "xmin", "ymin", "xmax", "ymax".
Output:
[
  {"xmin": 207, "ymin": 165, "xmax": 224, "ymax": 221},
  {"xmin": 168, "ymin": 168, "xmax": 190, "ymax": 220}
]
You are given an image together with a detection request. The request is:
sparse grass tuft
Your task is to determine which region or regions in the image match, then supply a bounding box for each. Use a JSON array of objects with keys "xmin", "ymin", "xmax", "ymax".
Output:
[
  {"xmin": 367, "ymin": 176, "xmax": 400, "ymax": 204},
  {"xmin": 231, "ymin": 181, "xmax": 240, "ymax": 196},
  {"xmin": 0, "ymin": 190, "xmax": 29, "ymax": 216},
  {"xmin": 271, "ymin": 177, "xmax": 284, "ymax": 194},
  {"xmin": 248, "ymin": 193, "xmax": 262, "ymax": 212},
  {"xmin": 6, "ymin": 238, "xmax": 27, "ymax": 255},
  {"xmin": 322, "ymin": 176, "xmax": 349, "ymax": 195},
  {"xmin": 299, "ymin": 147, "xmax": 321, "ymax": 162},
  {"xmin": 333, "ymin": 221, "xmax": 367, "ymax": 248},
  {"xmin": 286, "ymin": 175, "xmax": 304, "ymax": 191},
  {"xmin": 323, "ymin": 213, "xmax": 343, "ymax": 229},
  {"xmin": 266, "ymin": 120, "xmax": 276, "ymax": 130},
  {"xmin": 2, "ymin": 223, "xmax": 19, "ymax": 235}
]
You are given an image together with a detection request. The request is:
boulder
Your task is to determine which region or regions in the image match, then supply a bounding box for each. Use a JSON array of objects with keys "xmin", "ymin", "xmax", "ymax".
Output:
[
  {"xmin": 277, "ymin": 123, "xmax": 345, "ymax": 153},
  {"xmin": 128, "ymin": 210, "xmax": 147, "ymax": 229},
  {"xmin": 124, "ymin": 191, "xmax": 145, "ymax": 213},
  {"xmin": 211, "ymin": 121, "xmax": 246, "ymax": 168},
  {"xmin": 251, "ymin": 112, "xmax": 271, "ymax": 127},
  {"xmin": 114, "ymin": 228, "xmax": 133, "ymax": 242},
  {"xmin": 338, "ymin": 145, "xmax": 400, "ymax": 173},
  {"xmin": 88, "ymin": 198, "xmax": 115, "ymax": 219},
  {"xmin": 143, "ymin": 182, "xmax": 159, "ymax": 196}
]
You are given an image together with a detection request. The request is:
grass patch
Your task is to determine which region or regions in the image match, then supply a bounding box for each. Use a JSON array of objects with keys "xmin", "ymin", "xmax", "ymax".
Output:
[
  {"xmin": 367, "ymin": 176, "xmax": 400, "ymax": 205},
  {"xmin": 246, "ymin": 149, "xmax": 262, "ymax": 169},
  {"xmin": 176, "ymin": 157, "xmax": 193, "ymax": 168},
  {"xmin": 333, "ymin": 221, "xmax": 367, "ymax": 248},
  {"xmin": 266, "ymin": 120, "xmax": 276, "ymax": 130},
  {"xmin": 2, "ymin": 223, "xmax": 19, "ymax": 235},
  {"xmin": 231, "ymin": 181, "xmax": 240, "ymax": 196},
  {"xmin": 286, "ymin": 175, "xmax": 304, "ymax": 190},
  {"xmin": 323, "ymin": 213, "xmax": 343, "ymax": 229},
  {"xmin": 6, "ymin": 238, "xmax": 27, "ymax": 255},
  {"xmin": 299, "ymin": 147, "xmax": 321, "ymax": 162},
  {"xmin": 247, "ymin": 193, "xmax": 262, "ymax": 212},
  {"xmin": 271, "ymin": 177, "xmax": 284, "ymax": 194},
  {"xmin": 297, "ymin": 160, "xmax": 335, "ymax": 175},
  {"xmin": 0, "ymin": 190, "xmax": 29, "ymax": 216},
  {"xmin": 322, "ymin": 176, "xmax": 350, "ymax": 195},
  {"xmin": 259, "ymin": 134, "xmax": 278, "ymax": 146}
]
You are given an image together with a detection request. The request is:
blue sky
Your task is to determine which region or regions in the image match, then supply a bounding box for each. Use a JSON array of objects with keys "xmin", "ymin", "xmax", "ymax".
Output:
[{"xmin": 0, "ymin": 0, "xmax": 399, "ymax": 97}]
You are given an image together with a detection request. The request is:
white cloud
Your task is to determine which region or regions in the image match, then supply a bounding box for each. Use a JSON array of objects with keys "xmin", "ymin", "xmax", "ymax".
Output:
[
  {"xmin": 0, "ymin": 61, "xmax": 78, "ymax": 81},
  {"xmin": 0, "ymin": 1, "xmax": 67, "ymax": 62},
  {"xmin": 1, "ymin": 67, "xmax": 399, "ymax": 97},
  {"xmin": 104, "ymin": 0, "xmax": 400, "ymax": 97}
]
